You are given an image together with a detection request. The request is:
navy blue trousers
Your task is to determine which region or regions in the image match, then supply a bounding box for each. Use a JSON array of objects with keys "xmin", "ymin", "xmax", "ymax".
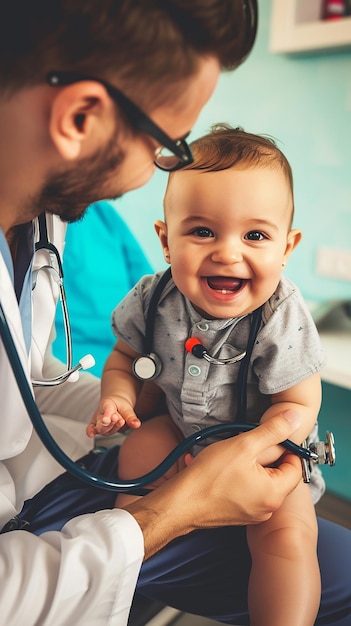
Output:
[{"xmin": 15, "ymin": 446, "xmax": 351, "ymax": 625}]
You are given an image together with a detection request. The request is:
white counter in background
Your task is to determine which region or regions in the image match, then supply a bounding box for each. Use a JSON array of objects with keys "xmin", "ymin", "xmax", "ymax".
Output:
[{"xmin": 308, "ymin": 301, "xmax": 351, "ymax": 391}]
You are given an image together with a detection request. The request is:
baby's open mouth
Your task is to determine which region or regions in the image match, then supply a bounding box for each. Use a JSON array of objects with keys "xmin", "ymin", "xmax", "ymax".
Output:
[{"xmin": 206, "ymin": 276, "xmax": 244, "ymax": 293}]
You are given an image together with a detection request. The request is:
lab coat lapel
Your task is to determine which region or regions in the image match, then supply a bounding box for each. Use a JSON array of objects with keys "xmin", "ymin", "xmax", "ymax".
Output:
[{"xmin": 0, "ymin": 254, "xmax": 33, "ymax": 459}]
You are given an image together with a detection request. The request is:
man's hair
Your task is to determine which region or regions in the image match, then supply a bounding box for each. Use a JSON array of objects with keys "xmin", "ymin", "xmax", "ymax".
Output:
[
  {"xmin": 0, "ymin": 0, "xmax": 257, "ymax": 108},
  {"xmin": 166, "ymin": 123, "xmax": 295, "ymax": 222}
]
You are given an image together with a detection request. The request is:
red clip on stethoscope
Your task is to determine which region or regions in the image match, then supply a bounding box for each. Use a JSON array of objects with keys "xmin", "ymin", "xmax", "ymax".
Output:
[{"xmin": 184, "ymin": 337, "xmax": 246, "ymax": 365}]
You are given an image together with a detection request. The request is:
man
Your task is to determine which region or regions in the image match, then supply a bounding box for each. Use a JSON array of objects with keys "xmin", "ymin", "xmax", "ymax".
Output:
[{"xmin": 0, "ymin": 2, "xmax": 350, "ymax": 625}]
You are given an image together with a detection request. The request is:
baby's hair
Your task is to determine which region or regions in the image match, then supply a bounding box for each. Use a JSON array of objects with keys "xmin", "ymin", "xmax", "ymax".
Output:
[
  {"xmin": 189, "ymin": 123, "xmax": 293, "ymax": 188},
  {"xmin": 166, "ymin": 123, "xmax": 295, "ymax": 224}
]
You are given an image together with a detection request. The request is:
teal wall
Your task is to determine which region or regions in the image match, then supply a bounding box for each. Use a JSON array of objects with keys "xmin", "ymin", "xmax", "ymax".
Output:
[
  {"xmin": 319, "ymin": 383, "xmax": 351, "ymax": 500},
  {"xmin": 112, "ymin": 1, "xmax": 351, "ymax": 501}
]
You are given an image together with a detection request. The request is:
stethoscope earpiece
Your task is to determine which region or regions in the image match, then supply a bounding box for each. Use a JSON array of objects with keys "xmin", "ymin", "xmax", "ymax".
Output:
[
  {"xmin": 32, "ymin": 353, "xmax": 95, "ymax": 386},
  {"xmin": 133, "ymin": 353, "xmax": 162, "ymax": 380}
]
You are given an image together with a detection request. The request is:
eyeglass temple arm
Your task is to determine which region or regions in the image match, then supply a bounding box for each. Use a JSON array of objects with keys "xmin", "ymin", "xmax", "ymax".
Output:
[{"xmin": 47, "ymin": 71, "xmax": 191, "ymax": 161}]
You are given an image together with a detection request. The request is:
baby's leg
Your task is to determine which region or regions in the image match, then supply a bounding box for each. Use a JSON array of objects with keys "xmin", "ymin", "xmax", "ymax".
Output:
[
  {"xmin": 247, "ymin": 480, "xmax": 320, "ymax": 626},
  {"xmin": 116, "ymin": 414, "xmax": 185, "ymax": 508}
]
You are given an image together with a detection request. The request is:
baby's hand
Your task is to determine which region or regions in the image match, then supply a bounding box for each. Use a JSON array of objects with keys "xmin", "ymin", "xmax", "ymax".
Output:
[{"xmin": 86, "ymin": 397, "xmax": 141, "ymax": 438}]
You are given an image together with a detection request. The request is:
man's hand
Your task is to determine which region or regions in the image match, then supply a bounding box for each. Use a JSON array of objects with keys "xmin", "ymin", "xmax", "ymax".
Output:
[{"xmin": 122, "ymin": 410, "xmax": 302, "ymax": 560}]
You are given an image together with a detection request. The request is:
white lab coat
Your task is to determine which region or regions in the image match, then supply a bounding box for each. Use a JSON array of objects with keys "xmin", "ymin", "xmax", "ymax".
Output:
[{"xmin": 0, "ymin": 214, "xmax": 144, "ymax": 625}]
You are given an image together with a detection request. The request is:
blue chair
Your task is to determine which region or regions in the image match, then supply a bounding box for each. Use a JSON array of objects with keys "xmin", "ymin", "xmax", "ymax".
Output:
[{"xmin": 53, "ymin": 201, "xmax": 153, "ymax": 377}]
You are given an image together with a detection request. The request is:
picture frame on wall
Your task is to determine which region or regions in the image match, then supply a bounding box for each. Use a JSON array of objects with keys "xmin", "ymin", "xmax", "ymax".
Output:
[{"xmin": 270, "ymin": 0, "xmax": 351, "ymax": 54}]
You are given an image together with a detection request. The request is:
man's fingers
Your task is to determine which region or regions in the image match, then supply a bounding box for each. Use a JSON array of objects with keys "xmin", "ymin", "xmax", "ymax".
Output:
[
  {"xmin": 240, "ymin": 409, "xmax": 302, "ymax": 458},
  {"xmin": 267, "ymin": 451, "xmax": 302, "ymax": 497}
]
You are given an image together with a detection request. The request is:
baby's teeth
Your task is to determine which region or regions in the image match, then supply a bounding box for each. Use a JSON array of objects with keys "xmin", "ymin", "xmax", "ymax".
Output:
[{"xmin": 221, "ymin": 289, "xmax": 228, "ymax": 294}]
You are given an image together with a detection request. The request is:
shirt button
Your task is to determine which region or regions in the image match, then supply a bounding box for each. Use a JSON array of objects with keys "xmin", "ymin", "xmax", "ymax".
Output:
[
  {"xmin": 196, "ymin": 322, "xmax": 209, "ymax": 331},
  {"xmin": 188, "ymin": 365, "xmax": 201, "ymax": 376},
  {"xmin": 192, "ymin": 424, "xmax": 202, "ymax": 432}
]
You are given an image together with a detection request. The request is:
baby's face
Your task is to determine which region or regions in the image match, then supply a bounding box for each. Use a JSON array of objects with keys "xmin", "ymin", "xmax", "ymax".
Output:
[{"xmin": 158, "ymin": 165, "xmax": 301, "ymax": 319}]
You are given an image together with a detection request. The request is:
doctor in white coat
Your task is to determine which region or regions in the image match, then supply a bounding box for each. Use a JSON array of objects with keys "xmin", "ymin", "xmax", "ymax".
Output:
[
  {"xmin": 2, "ymin": 3, "xmax": 349, "ymax": 626},
  {"xmin": 0, "ymin": 211, "xmax": 145, "ymax": 624}
]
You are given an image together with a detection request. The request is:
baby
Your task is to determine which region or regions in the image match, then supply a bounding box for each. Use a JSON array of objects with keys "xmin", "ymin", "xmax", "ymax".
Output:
[{"xmin": 88, "ymin": 124, "xmax": 325, "ymax": 626}]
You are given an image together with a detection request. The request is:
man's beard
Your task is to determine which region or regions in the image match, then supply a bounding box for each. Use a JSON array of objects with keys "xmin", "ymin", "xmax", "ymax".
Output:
[{"xmin": 33, "ymin": 131, "xmax": 124, "ymax": 223}]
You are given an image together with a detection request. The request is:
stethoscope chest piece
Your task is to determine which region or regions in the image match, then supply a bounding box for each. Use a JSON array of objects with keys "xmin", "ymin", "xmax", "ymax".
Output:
[{"xmin": 133, "ymin": 353, "xmax": 162, "ymax": 380}]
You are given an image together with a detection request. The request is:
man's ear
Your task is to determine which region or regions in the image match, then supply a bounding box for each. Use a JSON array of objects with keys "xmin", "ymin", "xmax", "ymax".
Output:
[
  {"xmin": 283, "ymin": 228, "xmax": 302, "ymax": 265},
  {"xmin": 154, "ymin": 219, "xmax": 170, "ymax": 263},
  {"xmin": 48, "ymin": 81, "xmax": 116, "ymax": 160}
]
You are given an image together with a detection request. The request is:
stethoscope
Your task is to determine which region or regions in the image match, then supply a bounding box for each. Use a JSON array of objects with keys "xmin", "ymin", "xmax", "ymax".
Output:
[
  {"xmin": 0, "ymin": 226, "xmax": 335, "ymax": 495},
  {"xmin": 31, "ymin": 214, "xmax": 95, "ymax": 386}
]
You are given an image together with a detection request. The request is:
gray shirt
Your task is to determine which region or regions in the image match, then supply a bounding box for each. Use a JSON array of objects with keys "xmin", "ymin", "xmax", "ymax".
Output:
[{"xmin": 112, "ymin": 272, "xmax": 326, "ymax": 502}]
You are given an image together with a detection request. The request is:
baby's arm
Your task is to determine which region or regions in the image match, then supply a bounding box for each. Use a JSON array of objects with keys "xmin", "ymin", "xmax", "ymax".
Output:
[
  {"xmin": 86, "ymin": 339, "xmax": 143, "ymax": 438},
  {"xmin": 257, "ymin": 372, "xmax": 322, "ymax": 467}
]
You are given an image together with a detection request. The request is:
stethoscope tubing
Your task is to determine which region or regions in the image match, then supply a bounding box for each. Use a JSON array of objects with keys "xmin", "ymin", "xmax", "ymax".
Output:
[{"xmin": 0, "ymin": 300, "xmax": 317, "ymax": 495}]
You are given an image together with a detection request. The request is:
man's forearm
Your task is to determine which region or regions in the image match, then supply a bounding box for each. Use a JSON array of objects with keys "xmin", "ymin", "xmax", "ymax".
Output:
[{"xmin": 122, "ymin": 471, "xmax": 194, "ymax": 559}]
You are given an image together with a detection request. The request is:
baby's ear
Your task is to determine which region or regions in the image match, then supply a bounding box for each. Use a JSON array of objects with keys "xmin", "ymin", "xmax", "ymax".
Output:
[
  {"xmin": 154, "ymin": 220, "xmax": 170, "ymax": 262},
  {"xmin": 283, "ymin": 228, "xmax": 302, "ymax": 264}
]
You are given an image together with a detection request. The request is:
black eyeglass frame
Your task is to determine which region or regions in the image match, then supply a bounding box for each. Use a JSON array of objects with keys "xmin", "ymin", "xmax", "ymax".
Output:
[{"xmin": 46, "ymin": 70, "xmax": 194, "ymax": 172}]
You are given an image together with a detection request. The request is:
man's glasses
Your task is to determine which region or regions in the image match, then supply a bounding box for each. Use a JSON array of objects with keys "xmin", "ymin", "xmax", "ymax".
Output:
[{"xmin": 47, "ymin": 71, "xmax": 194, "ymax": 172}]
